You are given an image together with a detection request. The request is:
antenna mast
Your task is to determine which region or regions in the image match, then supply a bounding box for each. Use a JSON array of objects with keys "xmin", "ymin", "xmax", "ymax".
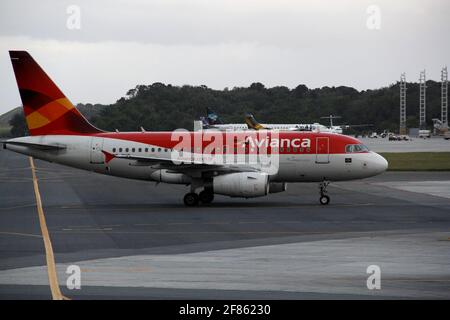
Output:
[
  {"xmin": 419, "ymin": 70, "xmax": 427, "ymax": 129},
  {"xmin": 399, "ymin": 73, "xmax": 407, "ymax": 135}
]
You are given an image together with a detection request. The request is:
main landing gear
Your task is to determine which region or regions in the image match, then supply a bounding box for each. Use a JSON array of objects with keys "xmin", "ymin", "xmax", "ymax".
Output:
[
  {"xmin": 199, "ymin": 190, "xmax": 214, "ymax": 204},
  {"xmin": 183, "ymin": 192, "xmax": 199, "ymax": 206},
  {"xmin": 319, "ymin": 180, "xmax": 330, "ymax": 205},
  {"xmin": 183, "ymin": 189, "xmax": 214, "ymax": 206}
]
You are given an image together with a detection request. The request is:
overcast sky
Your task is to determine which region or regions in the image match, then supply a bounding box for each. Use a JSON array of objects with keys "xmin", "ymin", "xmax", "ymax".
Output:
[{"xmin": 0, "ymin": 0, "xmax": 449, "ymax": 114}]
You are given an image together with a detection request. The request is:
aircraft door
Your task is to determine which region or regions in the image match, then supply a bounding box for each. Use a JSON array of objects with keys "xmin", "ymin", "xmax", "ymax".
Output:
[
  {"xmin": 315, "ymin": 137, "xmax": 330, "ymax": 164},
  {"xmin": 90, "ymin": 137, "xmax": 104, "ymax": 164}
]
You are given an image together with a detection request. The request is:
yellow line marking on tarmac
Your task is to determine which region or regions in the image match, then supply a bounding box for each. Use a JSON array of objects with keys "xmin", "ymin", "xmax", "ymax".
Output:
[
  {"xmin": 0, "ymin": 231, "xmax": 43, "ymax": 238},
  {"xmin": 29, "ymin": 157, "xmax": 69, "ymax": 301}
]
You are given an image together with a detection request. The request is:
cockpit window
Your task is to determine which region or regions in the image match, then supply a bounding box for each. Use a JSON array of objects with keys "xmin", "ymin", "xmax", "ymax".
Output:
[{"xmin": 345, "ymin": 144, "xmax": 369, "ymax": 153}]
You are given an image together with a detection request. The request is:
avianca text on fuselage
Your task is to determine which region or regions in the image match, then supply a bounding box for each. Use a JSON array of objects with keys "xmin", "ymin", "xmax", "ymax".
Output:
[
  {"xmin": 244, "ymin": 135, "xmax": 311, "ymax": 149},
  {"xmin": 3, "ymin": 51, "xmax": 388, "ymax": 206}
]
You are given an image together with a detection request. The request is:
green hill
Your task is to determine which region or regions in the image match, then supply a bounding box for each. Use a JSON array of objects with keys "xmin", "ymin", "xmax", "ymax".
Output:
[
  {"xmin": 0, "ymin": 106, "xmax": 21, "ymax": 137},
  {"xmin": 91, "ymin": 81, "xmax": 443, "ymax": 133},
  {"xmin": 3, "ymin": 80, "xmax": 445, "ymax": 137},
  {"xmin": 0, "ymin": 106, "xmax": 21, "ymax": 127},
  {"xmin": 0, "ymin": 103, "xmax": 106, "ymax": 137}
]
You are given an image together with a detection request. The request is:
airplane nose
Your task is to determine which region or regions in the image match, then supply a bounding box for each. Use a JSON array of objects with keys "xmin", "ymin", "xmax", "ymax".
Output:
[{"xmin": 372, "ymin": 152, "xmax": 388, "ymax": 174}]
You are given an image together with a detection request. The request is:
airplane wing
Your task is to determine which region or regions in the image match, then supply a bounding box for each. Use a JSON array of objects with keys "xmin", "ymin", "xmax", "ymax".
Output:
[
  {"xmin": 2, "ymin": 140, "xmax": 66, "ymax": 150},
  {"xmin": 114, "ymin": 153, "xmax": 263, "ymax": 174}
]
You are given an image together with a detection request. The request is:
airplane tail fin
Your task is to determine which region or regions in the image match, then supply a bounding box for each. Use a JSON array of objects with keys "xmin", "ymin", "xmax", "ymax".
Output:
[
  {"xmin": 245, "ymin": 114, "xmax": 266, "ymax": 130},
  {"xmin": 9, "ymin": 51, "xmax": 103, "ymax": 136},
  {"xmin": 206, "ymin": 107, "xmax": 223, "ymax": 125}
]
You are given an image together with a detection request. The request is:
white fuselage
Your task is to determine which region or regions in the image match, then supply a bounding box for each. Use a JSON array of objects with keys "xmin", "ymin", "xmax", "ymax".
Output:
[{"xmin": 5, "ymin": 135, "xmax": 388, "ymax": 183}]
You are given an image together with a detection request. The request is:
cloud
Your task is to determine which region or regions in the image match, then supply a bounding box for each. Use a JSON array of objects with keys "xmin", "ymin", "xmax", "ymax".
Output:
[{"xmin": 0, "ymin": 0, "xmax": 449, "ymax": 114}]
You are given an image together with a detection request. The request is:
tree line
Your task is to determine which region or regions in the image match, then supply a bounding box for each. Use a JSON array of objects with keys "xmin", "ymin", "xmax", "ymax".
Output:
[{"xmin": 7, "ymin": 80, "xmax": 444, "ymax": 137}]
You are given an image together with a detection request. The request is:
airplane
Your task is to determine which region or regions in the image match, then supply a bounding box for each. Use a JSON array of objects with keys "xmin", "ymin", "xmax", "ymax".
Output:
[
  {"xmin": 3, "ymin": 51, "xmax": 388, "ymax": 206},
  {"xmin": 320, "ymin": 115, "xmax": 373, "ymax": 135},
  {"xmin": 243, "ymin": 114, "xmax": 334, "ymax": 132},
  {"xmin": 200, "ymin": 109, "xmax": 339, "ymax": 133},
  {"xmin": 246, "ymin": 114, "xmax": 372, "ymax": 134}
]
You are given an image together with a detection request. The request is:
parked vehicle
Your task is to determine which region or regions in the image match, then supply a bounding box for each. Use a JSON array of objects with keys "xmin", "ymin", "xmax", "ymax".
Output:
[
  {"xmin": 380, "ymin": 130, "xmax": 395, "ymax": 138},
  {"xmin": 444, "ymin": 131, "xmax": 450, "ymax": 140},
  {"xmin": 399, "ymin": 135, "xmax": 410, "ymax": 141},
  {"xmin": 418, "ymin": 130, "xmax": 431, "ymax": 138},
  {"xmin": 388, "ymin": 133, "xmax": 400, "ymax": 141}
]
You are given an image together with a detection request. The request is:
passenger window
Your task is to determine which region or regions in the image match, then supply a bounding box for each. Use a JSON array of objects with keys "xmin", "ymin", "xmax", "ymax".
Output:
[
  {"xmin": 119, "ymin": 148, "xmax": 122, "ymax": 152},
  {"xmin": 125, "ymin": 148, "xmax": 129, "ymax": 152},
  {"xmin": 151, "ymin": 148, "xmax": 155, "ymax": 152},
  {"xmin": 145, "ymin": 148, "xmax": 148, "ymax": 152},
  {"xmin": 158, "ymin": 148, "xmax": 161, "ymax": 152},
  {"xmin": 138, "ymin": 148, "xmax": 142, "ymax": 152},
  {"xmin": 112, "ymin": 148, "xmax": 116, "ymax": 153},
  {"xmin": 132, "ymin": 148, "xmax": 135, "ymax": 152}
]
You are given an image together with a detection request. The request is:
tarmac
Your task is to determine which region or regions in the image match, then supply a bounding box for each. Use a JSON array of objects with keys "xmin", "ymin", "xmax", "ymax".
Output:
[
  {"xmin": 359, "ymin": 136, "xmax": 450, "ymax": 153},
  {"xmin": 0, "ymin": 148, "xmax": 449, "ymax": 299}
]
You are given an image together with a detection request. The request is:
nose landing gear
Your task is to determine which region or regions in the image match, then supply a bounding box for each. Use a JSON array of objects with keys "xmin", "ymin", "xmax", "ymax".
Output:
[{"xmin": 319, "ymin": 180, "xmax": 330, "ymax": 205}]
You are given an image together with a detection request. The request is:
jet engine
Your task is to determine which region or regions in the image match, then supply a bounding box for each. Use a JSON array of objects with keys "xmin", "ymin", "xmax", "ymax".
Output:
[{"xmin": 213, "ymin": 172, "xmax": 269, "ymax": 197}]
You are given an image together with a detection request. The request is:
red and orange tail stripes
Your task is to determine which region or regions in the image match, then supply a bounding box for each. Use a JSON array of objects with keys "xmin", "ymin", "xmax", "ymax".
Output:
[{"xmin": 9, "ymin": 51, "xmax": 103, "ymax": 136}]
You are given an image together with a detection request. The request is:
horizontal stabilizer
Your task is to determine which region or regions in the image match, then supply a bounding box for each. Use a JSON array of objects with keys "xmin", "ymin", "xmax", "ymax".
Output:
[{"xmin": 2, "ymin": 140, "xmax": 66, "ymax": 150}]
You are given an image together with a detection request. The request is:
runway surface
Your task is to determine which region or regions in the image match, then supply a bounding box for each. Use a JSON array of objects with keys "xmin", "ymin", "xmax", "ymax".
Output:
[
  {"xmin": 0, "ymin": 148, "xmax": 449, "ymax": 299},
  {"xmin": 359, "ymin": 136, "xmax": 450, "ymax": 153}
]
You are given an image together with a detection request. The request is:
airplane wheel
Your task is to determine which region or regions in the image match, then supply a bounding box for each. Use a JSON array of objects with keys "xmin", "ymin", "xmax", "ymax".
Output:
[
  {"xmin": 199, "ymin": 190, "xmax": 214, "ymax": 204},
  {"xmin": 319, "ymin": 195, "xmax": 330, "ymax": 205},
  {"xmin": 183, "ymin": 193, "xmax": 199, "ymax": 206}
]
